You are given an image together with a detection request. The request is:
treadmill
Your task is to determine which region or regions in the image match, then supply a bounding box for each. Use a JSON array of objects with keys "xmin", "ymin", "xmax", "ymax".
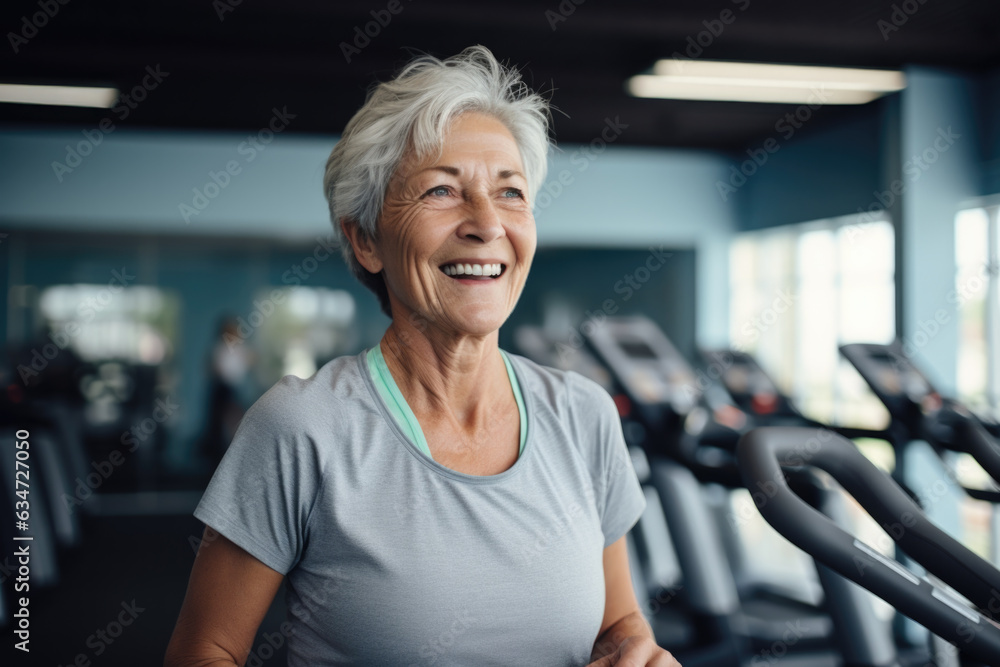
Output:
[
  {"xmin": 702, "ymin": 347, "xmax": 890, "ymax": 443},
  {"xmin": 582, "ymin": 316, "xmax": 892, "ymax": 666},
  {"xmin": 698, "ymin": 349, "xmax": 808, "ymax": 425},
  {"xmin": 840, "ymin": 341, "xmax": 1000, "ymax": 498}
]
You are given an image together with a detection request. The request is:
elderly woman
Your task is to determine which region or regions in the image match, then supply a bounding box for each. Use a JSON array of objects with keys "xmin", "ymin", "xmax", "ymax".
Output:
[{"xmin": 165, "ymin": 46, "xmax": 677, "ymax": 667}]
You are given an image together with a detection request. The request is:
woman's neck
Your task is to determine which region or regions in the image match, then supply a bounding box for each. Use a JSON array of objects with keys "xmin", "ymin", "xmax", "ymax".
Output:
[{"xmin": 378, "ymin": 319, "xmax": 508, "ymax": 427}]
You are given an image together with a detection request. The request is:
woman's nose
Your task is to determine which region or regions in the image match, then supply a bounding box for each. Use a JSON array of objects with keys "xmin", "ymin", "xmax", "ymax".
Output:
[{"xmin": 457, "ymin": 194, "xmax": 506, "ymax": 244}]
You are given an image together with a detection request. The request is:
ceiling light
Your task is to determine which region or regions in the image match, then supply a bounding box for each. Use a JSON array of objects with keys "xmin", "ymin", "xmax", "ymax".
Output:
[
  {"xmin": 628, "ymin": 60, "xmax": 906, "ymax": 105},
  {"xmin": 0, "ymin": 83, "xmax": 119, "ymax": 108}
]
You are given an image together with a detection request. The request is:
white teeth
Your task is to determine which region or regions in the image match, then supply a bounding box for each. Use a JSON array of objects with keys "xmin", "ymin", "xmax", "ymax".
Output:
[{"xmin": 441, "ymin": 263, "xmax": 504, "ymax": 277}]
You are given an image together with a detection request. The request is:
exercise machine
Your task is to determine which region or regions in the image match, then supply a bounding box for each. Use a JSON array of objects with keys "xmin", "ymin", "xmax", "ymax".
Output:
[
  {"xmin": 739, "ymin": 426, "xmax": 1000, "ymax": 665},
  {"xmin": 581, "ymin": 316, "xmax": 889, "ymax": 666}
]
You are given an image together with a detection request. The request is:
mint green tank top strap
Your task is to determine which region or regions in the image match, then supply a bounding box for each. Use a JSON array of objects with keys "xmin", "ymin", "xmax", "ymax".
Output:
[{"xmin": 366, "ymin": 345, "xmax": 527, "ymax": 461}]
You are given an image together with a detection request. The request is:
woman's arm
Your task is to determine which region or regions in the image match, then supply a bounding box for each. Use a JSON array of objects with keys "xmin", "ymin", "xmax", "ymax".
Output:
[
  {"xmin": 164, "ymin": 527, "xmax": 285, "ymax": 667},
  {"xmin": 588, "ymin": 536, "xmax": 680, "ymax": 666}
]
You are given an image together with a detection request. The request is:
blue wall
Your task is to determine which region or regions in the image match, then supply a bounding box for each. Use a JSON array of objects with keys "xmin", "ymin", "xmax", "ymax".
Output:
[
  {"xmin": 735, "ymin": 107, "xmax": 884, "ymax": 232},
  {"xmin": 981, "ymin": 68, "xmax": 1000, "ymax": 196},
  {"xmin": 898, "ymin": 67, "xmax": 985, "ymax": 395},
  {"xmin": 536, "ymin": 145, "xmax": 734, "ymax": 345}
]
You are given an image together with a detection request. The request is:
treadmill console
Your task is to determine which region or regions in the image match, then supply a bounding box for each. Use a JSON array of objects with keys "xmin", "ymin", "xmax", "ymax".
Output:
[
  {"xmin": 839, "ymin": 342, "xmax": 936, "ymax": 419},
  {"xmin": 583, "ymin": 316, "xmax": 699, "ymax": 418},
  {"xmin": 699, "ymin": 349, "xmax": 795, "ymax": 417}
]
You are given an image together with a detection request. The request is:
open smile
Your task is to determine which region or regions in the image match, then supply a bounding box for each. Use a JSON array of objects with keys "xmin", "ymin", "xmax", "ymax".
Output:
[{"xmin": 439, "ymin": 262, "xmax": 507, "ymax": 280}]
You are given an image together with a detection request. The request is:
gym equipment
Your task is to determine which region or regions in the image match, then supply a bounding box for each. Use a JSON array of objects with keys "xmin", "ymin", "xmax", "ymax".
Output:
[
  {"xmin": 701, "ymin": 347, "xmax": 889, "ymax": 443},
  {"xmin": 698, "ymin": 348, "xmax": 805, "ymax": 423},
  {"xmin": 738, "ymin": 426, "xmax": 1000, "ymax": 664},
  {"xmin": 840, "ymin": 341, "xmax": 1000, "ymax": 491},
  {"xmin": 580, "ymin": 316, "xmax": 885, "ymax": 665}
]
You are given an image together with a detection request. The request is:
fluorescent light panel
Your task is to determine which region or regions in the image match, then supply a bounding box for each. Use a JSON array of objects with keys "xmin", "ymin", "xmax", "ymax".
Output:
[
  {"xmin": 628, "ymin": 60, "xmax": 906, "ymax": 105},
  {"xmin": 0, "ymin": 83, "xmax": 119, "ymax": 108}
]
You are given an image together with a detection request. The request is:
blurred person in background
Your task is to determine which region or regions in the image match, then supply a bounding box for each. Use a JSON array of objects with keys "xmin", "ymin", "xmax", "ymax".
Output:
[
  {"xmin": 166, "ymin": 46, "xmax": 676, "ymax": 667},
  {"xmin": 195, "ymin": 316, "xmax": 256, "ymax": 469}
]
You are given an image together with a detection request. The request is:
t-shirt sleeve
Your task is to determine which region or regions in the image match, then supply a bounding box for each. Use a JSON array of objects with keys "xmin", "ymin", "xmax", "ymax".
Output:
[
  {"xmin": 571, "ymin": 373, "xmax": 647, "ymax": 548},
  {"xmin": 193, "ymin": 379, "xmax": 324, "ymax": 575}
]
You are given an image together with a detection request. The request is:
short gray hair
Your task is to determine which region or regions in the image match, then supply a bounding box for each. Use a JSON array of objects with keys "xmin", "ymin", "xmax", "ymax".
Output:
[{"xmin": 322, "ymin": 45, "xmax": 552, "ymax": 316}]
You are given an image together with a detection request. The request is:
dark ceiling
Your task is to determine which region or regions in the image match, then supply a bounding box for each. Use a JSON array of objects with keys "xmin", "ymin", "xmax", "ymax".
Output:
[{"xmin": 1, "ymin": 0, "xmax": 998, "ymax": 153}]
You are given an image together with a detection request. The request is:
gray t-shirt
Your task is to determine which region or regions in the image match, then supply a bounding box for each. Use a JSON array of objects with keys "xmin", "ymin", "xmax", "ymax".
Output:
[{"xmin": 194, "ymin": 349, "xmax": 646, "ymax": 666}]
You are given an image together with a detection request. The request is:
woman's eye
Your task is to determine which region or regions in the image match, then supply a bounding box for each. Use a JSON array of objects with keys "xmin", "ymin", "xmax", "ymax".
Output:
[
  {"xmin": 426, "ymin": 186, "xmax": 450, "ymax": 197},
  {"xmin": 503, "ymin": 188, "xmax": 524, "ymax": 199}
]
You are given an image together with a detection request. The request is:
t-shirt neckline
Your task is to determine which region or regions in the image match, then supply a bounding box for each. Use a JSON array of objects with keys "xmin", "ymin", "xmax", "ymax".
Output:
[{"xmin": 358, "ymin": 347, "xmax": 532, "ymax": 483}]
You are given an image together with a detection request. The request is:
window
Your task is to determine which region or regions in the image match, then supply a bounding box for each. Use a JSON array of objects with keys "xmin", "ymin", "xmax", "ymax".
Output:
[
  {"xmin": 728, "ymin": 215, "xmax": 898, "ymax": 595},
  {"xmin": 729, "ymin": 214, "xmax": 895, "ymax": 428},
  {"xmin": 954, "ymin": 205, "xmax": 1000, "ymax": 416},
  {"xmin": 38, "ymin": 284, "xmax": 178, "ymax": 365},
  {"xmin": 952, "ymin": 204, "xmax": 1000, "ymax": 564},
  {"xmin": 248, "ymin": 286, "xmax": 358, "ymax": 384}
]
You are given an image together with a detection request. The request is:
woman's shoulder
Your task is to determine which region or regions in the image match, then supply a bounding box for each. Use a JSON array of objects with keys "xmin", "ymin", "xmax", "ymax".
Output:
[{"xmin": 242, "ymin": 351, "xmax": 370, "ymax": 427}]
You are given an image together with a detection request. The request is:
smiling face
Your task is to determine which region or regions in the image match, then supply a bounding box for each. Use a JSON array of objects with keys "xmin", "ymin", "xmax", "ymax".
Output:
[{"xmin": 352, "ymin": 112, "xmax": 537, "ymax": 340}]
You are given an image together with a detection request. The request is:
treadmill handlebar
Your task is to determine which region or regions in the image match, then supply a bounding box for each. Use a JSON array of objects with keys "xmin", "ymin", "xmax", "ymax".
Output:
[
  {"xmin": 928, "ymin": 400, "xmax": 1000, "ymax": 485},
  {"xmin": 737, "ymin": 426, "xmax": 1000, "ymax": 662}
]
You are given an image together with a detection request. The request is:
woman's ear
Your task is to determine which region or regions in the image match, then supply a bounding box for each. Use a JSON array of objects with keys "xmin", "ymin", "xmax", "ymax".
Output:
[{"xmin": 340, "ymin": 218, "xmax": 383, "ymax": 274}]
